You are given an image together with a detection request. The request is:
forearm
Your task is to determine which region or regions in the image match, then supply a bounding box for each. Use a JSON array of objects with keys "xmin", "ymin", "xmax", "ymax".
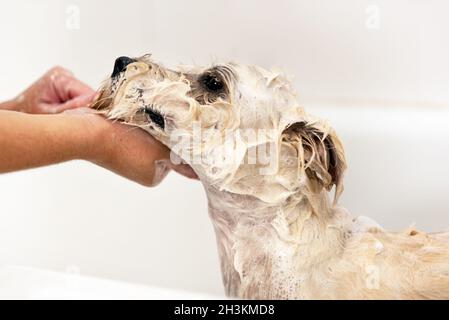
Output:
[
  {"xmin": 0, "ymin": 108, "xmax": 178, "ymax": 186},
  {"xmin": 0, "ymin": 110, "xmax": 97, "ymax": 173}
]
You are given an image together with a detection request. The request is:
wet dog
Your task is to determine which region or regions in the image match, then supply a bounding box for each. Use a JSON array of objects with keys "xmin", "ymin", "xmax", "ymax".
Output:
[{"xmin": 92, "ymin": 54, "xmax": 449, "ymax": 299}]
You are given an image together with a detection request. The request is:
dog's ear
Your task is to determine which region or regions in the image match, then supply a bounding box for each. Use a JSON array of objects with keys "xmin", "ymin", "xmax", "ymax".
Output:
[{"xmin": 281, "ymin": 120, "xmax": 347, "ymax": 202}]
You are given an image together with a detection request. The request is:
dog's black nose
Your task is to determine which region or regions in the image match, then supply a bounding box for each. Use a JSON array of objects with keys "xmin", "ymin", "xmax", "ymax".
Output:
[{"xmin": 112, "ymin": 56, "xmax": 135, "ymax": 77}]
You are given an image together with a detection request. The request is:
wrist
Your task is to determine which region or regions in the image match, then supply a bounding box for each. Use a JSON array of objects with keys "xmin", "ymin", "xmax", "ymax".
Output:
[
  {"xmin": 61, "ymin": 112, "xmax": 110, "ymax": 163},
  {"xmin": 76, "ymin": 113, "xmax": 113, "ymax": 165},
  {"xmin": 0, "ymin": 96, "xmax": 24, "ymax": 112}
]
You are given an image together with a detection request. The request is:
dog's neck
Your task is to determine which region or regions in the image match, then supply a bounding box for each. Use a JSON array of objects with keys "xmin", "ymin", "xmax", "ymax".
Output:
[{"xmin": 204, "ymin": 184, "xmax": 352, "ymax": 299}]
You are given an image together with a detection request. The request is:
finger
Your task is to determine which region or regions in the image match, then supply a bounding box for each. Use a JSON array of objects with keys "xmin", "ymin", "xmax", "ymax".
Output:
[
  {"xmin": 52, "ymin": 92, "xmax": 97, "ymax": 114},
  {"xmin": 46, "ymin": 66, "xmax": 73, "ymax": 79},
  {"xmin": 53, "ymin": 72, "xmax": 95, "ymax": 101},
  {"xmin": 62, "ymin": 106, "xmax": 98, "ymax": 115},
  {"xmin": 170, "ymin": 163, "xmax": 199, "ymax": 180},
  {"xmin": 66, "ymin": 77, "xmax": 95, "ymax": 100}
]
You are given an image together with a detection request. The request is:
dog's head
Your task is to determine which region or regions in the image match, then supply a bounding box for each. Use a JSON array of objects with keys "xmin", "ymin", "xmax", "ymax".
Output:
[{"xmin": 93, "ymin": 54, "xmax": 346, "ymax": 204}]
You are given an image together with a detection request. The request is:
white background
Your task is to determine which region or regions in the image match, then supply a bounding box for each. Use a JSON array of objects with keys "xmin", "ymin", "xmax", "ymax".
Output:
[{"xmin": 0, "ymin": 0, "xmax": 448, "ymax": 295}]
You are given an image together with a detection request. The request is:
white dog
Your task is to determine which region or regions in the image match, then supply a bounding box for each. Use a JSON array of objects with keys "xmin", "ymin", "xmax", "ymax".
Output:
[{"xmin": 92, "ymin": 54, "xmax": 449, "ymax": 299}]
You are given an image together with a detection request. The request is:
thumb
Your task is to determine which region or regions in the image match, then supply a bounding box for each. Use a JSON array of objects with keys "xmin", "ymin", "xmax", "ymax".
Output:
[{"xmin": 53, "ymin": 92, "xmax": 97, "ymax": 113}]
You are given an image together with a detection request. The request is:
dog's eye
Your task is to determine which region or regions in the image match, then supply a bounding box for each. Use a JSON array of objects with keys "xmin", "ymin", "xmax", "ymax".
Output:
[
  {"xmin": 200, "ymin": 74, "xmax": 224, "ymax": 92},
  {"xmin": 143, "ymin": 106, "xmax": 165, "ymax": 130}
]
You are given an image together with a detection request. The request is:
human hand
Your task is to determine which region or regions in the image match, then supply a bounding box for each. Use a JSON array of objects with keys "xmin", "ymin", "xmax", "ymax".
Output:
[
  {"xmin": 71, "ymin": 108, "xmax": 197, "ymax": 186},
  {"xmin": 12, "ymin": 66, "xmax": 96, "ymax": 114}
]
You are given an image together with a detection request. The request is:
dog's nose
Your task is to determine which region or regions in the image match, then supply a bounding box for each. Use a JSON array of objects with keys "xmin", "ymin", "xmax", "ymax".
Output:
[{"xmin": 111, "ymin": 56, "xmax": 135, "ymax": 77}]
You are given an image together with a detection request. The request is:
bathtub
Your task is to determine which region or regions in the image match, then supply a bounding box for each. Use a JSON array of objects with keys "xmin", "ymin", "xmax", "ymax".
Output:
[
  {"xmin": 309, "ymin": 101, "xmax": 449, "ymax": 233},
  {"xmin": 0, "ymin": 102, "xmax": 448, "ymax": 297},
  {"xmin": 0, "ymin": 266, "xmax": 221, "ymax": 299}
]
